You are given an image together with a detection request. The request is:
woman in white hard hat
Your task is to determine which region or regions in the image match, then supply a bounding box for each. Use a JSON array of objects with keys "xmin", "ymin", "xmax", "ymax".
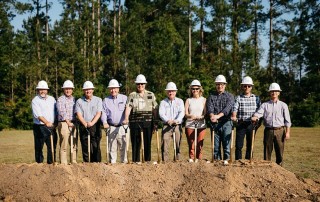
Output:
[
  {"xmin": 185, "ymin": 79, "xmax": 206, "ymax": 163},
  {"xmin": 123, "ymin": 74, "xmax": 158, "ymax": 163},
  {"xmin": 252, "ymin": 83, "xmax": 291, "ymax": 166},
  {"xmin": 75, "ymin": 81, "xmax": 103, "ymax": 163}
]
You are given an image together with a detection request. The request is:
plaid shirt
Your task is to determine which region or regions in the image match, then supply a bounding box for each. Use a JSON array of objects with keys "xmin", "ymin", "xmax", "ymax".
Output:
[
  {"xmin": 57, "ymin": 95, "xmax": 76, "ymax": 121},
  {"xmin": 233, "ymin": 94, "xmax": 261, "ymax": 121},
  {"xmin": 206, "ymin": 91, "xmax": 234, "ymax": 121}
]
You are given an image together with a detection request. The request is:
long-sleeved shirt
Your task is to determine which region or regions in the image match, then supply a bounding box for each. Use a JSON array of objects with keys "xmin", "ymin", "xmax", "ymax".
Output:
[
  {"xmin": 75, "ymin": 96, "xmax": 102, "ymax": 122},
  {"xmin": 233, "ymin": 94, "xmax": 261, "ymax": 121},
  {"xmin": 101, "ymin": 94, "xmax": 127, "ymax": 125},
  {"xmin": 206, "ymin": 91, "xmax": 234, "ymax": 121},
  {"xmin": 56, "ymin": 95, "xmax": 76, "ymax": 122},
  {"xmin": 159, "ymin": 97, "xmax": 185, "ymax": 124},
  {"xmin": 32, "ymin": 95, "xmax": 56, "ymax": 124},
  {"xmin": 254, "ymin": 100, "xmax": 291, "ymax": 128}
]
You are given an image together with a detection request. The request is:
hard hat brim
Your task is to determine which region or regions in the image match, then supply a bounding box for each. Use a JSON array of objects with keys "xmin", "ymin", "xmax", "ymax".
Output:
[
  {"xmin": 240, "ymin": 83, "xmax": 254, "ymax": 85},
  {"xmin": 62, "ymin": 87, "xmax": 74, "ymax": 89},
  {"xmin": 135, "ymin": 81, "xmax": 147, "ymax": 84},
  {"xmin": 82, "ymin": 87, "xmax": 95, "ymax": 90},
  {"xmin": 165, "ymin": 88, "xmax": 178, "ymax": 91},
  {"xmin": 108, "ymin": 85, "xmax": 120, "ymax": 88},
  {"xmin": 36, "ymin": 87, "xmax": 49, "ymax": 90}
]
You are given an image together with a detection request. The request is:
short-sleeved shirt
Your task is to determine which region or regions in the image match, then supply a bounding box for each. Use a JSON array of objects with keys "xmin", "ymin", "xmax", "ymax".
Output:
[
  {"xmin": 101, "ymin": 94, "xmax": 127, "ymax": 125},
  {"xmin": 254, "ymin": 100, "xmax": 291, "ymax": 128},
  {"xmin": 32, "ymin": 95, "xmax": 56, "ymax": 125},
  {"xmin": 233, "ymin": 94, "xmax": 260, "ymax": 122},
  {"xmin": 126, "ymin": 90, "xmax": 158, "ymax": 112},
  {"xmin": 57, "ymin": 95, "xmax": 76, "ymax": 122},
  {"xmin": 159, "ymin": 97, "xmax": 185, "ymax": 124},
  {"xmin": 75, "ymin": 95, "xmax": 103, "ymax": 122}
]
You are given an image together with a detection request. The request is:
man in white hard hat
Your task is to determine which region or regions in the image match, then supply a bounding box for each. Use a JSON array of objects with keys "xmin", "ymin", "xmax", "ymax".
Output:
[
  {"xmin": 56, "ymin": 80, "xmax": 77, "ymax": 164},
  {"xmin": 123, "ymin": 74, "xmax": 158, "ymax": 163},
  {"xmin": 31, "ymin": 80, "xmax": 58, "ymax": 164},
  {"xmin": 159, "ymin": 82, "xmax": 185, "ymax": 161},
  {"xmin": 101, "ymin": 79, "xmax": 129, "ymax": 163},
  {"xmin": 76, "ymin": 81, "xmax": 103, "ymax": 162},
  {"xmin": 252, "ymin": 83, "xmax": 291, "ymax": 166},
  {"xmin": 231, "ymin": 76, "xmax": 261, "ymax": 160},
  {"xmin": 206, "ymin": 75, "xmax": 234, "ymax": 161}
]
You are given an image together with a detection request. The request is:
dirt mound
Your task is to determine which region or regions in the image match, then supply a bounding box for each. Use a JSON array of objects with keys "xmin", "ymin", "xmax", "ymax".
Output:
[{"xmin": 0, "ymin": 160, "xmax": 319, "ymax": 201}]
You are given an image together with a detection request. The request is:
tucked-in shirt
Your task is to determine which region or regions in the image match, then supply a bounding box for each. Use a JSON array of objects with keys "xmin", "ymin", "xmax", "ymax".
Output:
[
  {"xmin": 32, "ymin": 95, "xmax": 56, "ymax": 124},
  {"xmin": 233, "ymin": 94, "xmax": 261, "ymax": 121},
  {"xmin": 101, "ymin": 94, "xmax": 127, "ymax": 125},
  {"xmin": 57, "ymin": 95, "xmax": 76, "ymax": 122},
  {"xmin": 159, "ymin": 97, "xmax": 185, "ymax": 124},
  {"xmin": 126, "ymin": 90, "xmax": 158, "ymax": 112},
  {"xmin": 185, "ymin": 97, "xmax": 206, "ymax": 129},
  {"xmin": 75, "ymin": 96, "xmax": 102, "ymax": 122},
  {"xmin": 206, "ymin": 91, "xmax": 234, "ymax": 121},
  {"xmin": 254, "ymin": 100, "xmax": 291, "ymax": 128}
]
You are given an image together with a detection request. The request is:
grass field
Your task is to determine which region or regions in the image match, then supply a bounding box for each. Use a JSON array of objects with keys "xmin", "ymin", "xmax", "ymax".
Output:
[{"xmin": 0, "ymin": 127, "xmax": 319, "ymax": 180}]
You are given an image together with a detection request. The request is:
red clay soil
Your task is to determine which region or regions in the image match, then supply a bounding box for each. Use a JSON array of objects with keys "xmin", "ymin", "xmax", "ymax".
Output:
[{"xmin": 0, "ymin": 160, "xmax": 319, "ymax": 201}]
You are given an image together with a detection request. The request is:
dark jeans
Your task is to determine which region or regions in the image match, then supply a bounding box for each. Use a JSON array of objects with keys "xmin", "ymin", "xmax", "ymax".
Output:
[
  {"xmin": 33, "ymin": 124, "xmax": 58, "ymax": 164},
  {"xmin": 235, "ymin": 121, "xmax": 254, "ymax": 160},
  {"xmin": 212, "ymin": 120, "xmax": 232, "ymax": 160},
  {"xmin": 79, "ymin": 123, "xmax": 102, "ymax": 162},
  {"xmin": 130, "ymin": 126, "xmax": 153, "ymax": 162}
]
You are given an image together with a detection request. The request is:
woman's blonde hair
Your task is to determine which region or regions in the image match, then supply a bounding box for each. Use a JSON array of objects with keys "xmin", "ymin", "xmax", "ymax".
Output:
[{"xmin": 188, "ymin": 85, "xmax": 204, "ymax": 97}]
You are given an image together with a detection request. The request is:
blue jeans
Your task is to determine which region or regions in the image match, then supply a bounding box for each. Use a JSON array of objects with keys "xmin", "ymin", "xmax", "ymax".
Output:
[{"xmin": 211, "ymin": 120, "xmax": 232, "ymax": 160}]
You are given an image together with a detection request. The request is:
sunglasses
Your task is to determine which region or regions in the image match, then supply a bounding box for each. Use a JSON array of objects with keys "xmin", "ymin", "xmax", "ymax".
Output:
[
  {"xmin": 243, "ymin": 85, "xmax": 252, "ymax": 88},
  {"xmin": 191, "ymin": 88, "xmax": 200, "ymax": 91},
  {"xmin": 136, "ymin": 83, "xmax": 145, "ymax": 86}
]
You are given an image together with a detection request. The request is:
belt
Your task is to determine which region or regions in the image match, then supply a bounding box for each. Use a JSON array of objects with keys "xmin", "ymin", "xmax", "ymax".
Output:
[
  {"xmin": 108, "ymin": 123, "xmax": 122, "ymax": 127},
  {"xmin": 266, "ymin": 127, "xmax": 283, "ymax": 130}
]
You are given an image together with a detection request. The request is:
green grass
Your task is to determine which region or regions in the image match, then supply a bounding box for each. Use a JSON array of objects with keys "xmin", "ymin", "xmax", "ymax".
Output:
[{"xmin": 0, "ymin": 127, "xmax": 319, "ymax": 180}]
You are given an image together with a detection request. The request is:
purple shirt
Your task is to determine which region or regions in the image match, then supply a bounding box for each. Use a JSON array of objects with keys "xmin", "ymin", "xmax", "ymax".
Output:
[
  {"xmin": 101, "ymin": 94, "xmax": 127, "ymax": 125},
  {"xmin": 254, "ymin": 100, "xmax": 291, "ymax": 128},
  {"xmin": 57, "ymin": 95, "xmax": 76, "ymax": 122}
]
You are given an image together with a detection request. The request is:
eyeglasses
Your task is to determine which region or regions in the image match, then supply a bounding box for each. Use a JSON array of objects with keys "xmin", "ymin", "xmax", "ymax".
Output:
[
  {"xmin": 136, "ymin": 83, "xmax": 145, "ymax": 86},
  {"xmin": 216, "ymin": 83, "xmax": 225, "ymax": 86},
  {"xmin": 243, "ymin": 85, "xmax": 252, "ymax": 88},
  {"xmin": 191, "ymin": 88, "xmax": 200, "ymax": 91}
]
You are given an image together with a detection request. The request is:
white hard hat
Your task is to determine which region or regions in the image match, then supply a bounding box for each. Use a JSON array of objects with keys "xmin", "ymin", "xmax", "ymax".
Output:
[
  {"xmin": 82, "ymin": 81, "xmax": 95, "ymax": 90},
  {"xmin": 36, "ymin": 80, "xmax": 49, "ymax": 90},
  {"xmin": 268, "ymin": 83, "xmax": 282, "ymax": 92},
  {"xmin": 165, "ymin": 82, "xmax": 178, "ymax": 91},
  {"xmin": 108, "ymin": 79, "xmax": 121, "ymax": 88},
  {"xmin": 215, "ymin": 75, "xmax": 227, "ymax": 83},
  {"xmin": 190, "ymin": 79, "xmax": 201, "ymax": 87},
  {"xmin": 62, "ymin": 80, "xmax": 74, "ymax": 88},
  {"xmin": 241, "ymin": 76, "xmax": 254, "ymax": 85},
  {"xmin": 135, "ymin": 74, "xmax": 147, "ymax": 84}
]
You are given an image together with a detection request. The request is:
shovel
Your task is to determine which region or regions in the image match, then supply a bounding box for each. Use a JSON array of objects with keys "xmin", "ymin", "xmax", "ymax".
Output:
[
  {"xmin": 105, "ymin": 127, "xmax": 110, "ymax": 164},
  {"xmin": 250, "ymin": 123, "xmax": 257, "ymax": 164},
  {"xmin": 171, "ymin": 125, "xmax": 177, "ymax": 162},
  {"xmin": 69, "ymin": 126, "xmax": 74, "ymax": 163},
  {"xmin": 194, "ymin": 120, "xmax": 199, "ymax": 162},
  {"xmin": 210, "ymin": 122, "xmax": 218, "ymax": 163},
  {"xmin": 156, "ymin": 129, "xmax": 161, "ymax": 164},
  {"xmin": 85, "ymin": 127, "xmax": 91, "ymax": 162},
  {"xmin": 123, "ymin": 125, "xmax": 130, "ymax": 164},
  {"xmin": 229, "ymin": 125, "xmax": 235, "ymax": 164},
  {"xmin": 45, "ymin": 127, "xmax": 55, "ymax": 165}
]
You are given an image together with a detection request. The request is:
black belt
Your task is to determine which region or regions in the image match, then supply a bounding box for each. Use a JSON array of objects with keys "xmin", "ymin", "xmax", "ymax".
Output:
[
  {"xmin": 108, "ymin": 123, "xmax": 122, "ymax": 127},
  {"xmin": 266, "ymin": 127, "xmax": 284, "ymax": 130}
]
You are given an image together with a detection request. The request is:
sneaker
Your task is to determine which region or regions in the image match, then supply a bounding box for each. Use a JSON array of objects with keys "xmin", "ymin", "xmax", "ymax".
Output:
[
  {"xmin": 188, "ymin": 159, "xmax": 194, "ymax": 163},
  {"xmin": 195, "ymin": 159, "xmax": 198, "ymax": 163},
  {"xmin": 223, "ymin": 160, "xmax": 229, "ymax": 165}
]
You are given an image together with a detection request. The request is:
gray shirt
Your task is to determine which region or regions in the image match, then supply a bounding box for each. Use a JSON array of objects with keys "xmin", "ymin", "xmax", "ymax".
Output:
[
  {"xmin": 32, "ymin": 95, "xmax": 56, "ymax": 124},
  {"xmin": 254, "ymin": 100, "xmax": 291, "ymax": 128},
  {"xmin": 75, "ymin": 96, "xmax": 103, "ymax": 122}
]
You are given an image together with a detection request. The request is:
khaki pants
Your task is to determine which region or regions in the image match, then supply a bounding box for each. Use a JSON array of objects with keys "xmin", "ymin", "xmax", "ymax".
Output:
[
  {"xmin": 58, "ymin": 122, "xmax": 77, "ymax": 164},
  {"xmin": 263, "ymin": 128, "xmax": 285, "ymax": 165},
  {"xmin": 107, "ymin": 125, "xmax": 129, "ymax": 163},
  {"xmin": 161, "ymin": 125, "xmax": 182, "ymax": 161}
]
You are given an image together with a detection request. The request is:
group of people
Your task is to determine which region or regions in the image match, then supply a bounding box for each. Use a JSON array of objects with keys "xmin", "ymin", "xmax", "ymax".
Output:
[{"xmin": 31, "ymin": 74, "xmax": 291, "ymax": 166}]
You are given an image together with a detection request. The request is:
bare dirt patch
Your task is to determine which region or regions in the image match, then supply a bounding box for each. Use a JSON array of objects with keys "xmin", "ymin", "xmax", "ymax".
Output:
[{"xmin": 0, "ymin": 160, "xmax": 319, "ymax": 201}]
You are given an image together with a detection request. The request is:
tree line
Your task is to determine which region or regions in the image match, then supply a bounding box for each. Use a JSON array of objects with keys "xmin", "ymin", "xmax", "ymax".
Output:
[{"xmin": 0, "ymin": 0, "xmax": 319, "ymax": 130}]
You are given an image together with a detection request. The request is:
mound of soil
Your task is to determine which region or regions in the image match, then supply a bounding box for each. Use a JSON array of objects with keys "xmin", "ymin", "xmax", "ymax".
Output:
[{"xmin": 0, "ymin": 160, "xmax": 319, "ymax": 201}]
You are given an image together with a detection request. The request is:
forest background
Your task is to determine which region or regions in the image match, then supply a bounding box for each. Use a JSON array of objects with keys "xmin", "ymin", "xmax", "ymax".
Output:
[{"xmin": 0, "ymin": 0, "xmax": 319, "ymax": 130}]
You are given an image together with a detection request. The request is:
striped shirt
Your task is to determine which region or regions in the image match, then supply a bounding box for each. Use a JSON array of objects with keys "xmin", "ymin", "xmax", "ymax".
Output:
[
  {"xmin": 57, "ymin": 95, "xmax": 76, "ymax": 122},
  {"xmin": 206, "ymin": 91, "xmax": 234, "ymax": 121},
  {"xmin": 159, "ymin": 97, "xmax": 185, "ymax": 124},
  {"xmin": 233, "ymin": 94, "xmax": 261, "ymax": 121},
  {"xmin": 75, "ymin": 96, "xmax": 103, "ymax": 122}
]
